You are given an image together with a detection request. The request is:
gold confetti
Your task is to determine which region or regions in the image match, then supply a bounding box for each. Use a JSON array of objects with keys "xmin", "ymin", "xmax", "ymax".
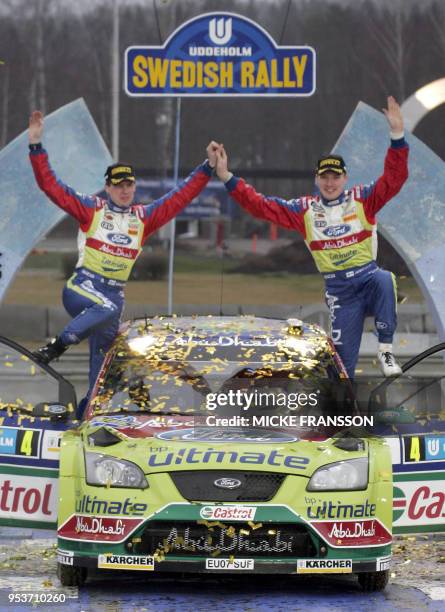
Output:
[{"xmin": 248, "ymin": 522, "xmax": 263, "ymax": 530}]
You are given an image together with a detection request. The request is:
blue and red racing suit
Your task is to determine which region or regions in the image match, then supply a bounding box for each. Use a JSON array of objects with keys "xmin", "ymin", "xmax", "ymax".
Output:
[
  {"xmin": 30, "ymin": 144, "xmax": 212, "ymax": 394},
  {"xmin": 224, "ymin": 137, "xmax": 409, "ymax": 377}
]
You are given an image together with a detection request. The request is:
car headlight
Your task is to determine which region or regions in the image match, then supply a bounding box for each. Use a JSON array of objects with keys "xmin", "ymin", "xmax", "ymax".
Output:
[
  {"xmin": 85, "ymin": 452, "xmax": 148, "ymax": 488},
  {"xmin": 306, "ymin": 458, "xmax": 368, "ymax": 491}
]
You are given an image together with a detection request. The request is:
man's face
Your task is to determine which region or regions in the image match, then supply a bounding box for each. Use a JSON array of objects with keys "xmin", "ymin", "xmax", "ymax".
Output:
[
  {"xmin": 315, "ymin": 171, "xmax": 348, "ymax": 201},
  {"xmin": 105, "ymin": 180, "xmax": 136, "ymax": 208}
]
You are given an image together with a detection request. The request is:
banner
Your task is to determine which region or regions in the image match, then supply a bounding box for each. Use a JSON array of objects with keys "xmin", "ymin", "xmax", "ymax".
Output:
[{"xmin": 125, "ymin": 12, "xmax": 316, "ymax": 97}]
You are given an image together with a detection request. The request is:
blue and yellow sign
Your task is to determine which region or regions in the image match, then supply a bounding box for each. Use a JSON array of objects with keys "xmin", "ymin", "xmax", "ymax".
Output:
[{"xmin": 125, "ymin": 12, "xmax": 315, "ymax": 97}]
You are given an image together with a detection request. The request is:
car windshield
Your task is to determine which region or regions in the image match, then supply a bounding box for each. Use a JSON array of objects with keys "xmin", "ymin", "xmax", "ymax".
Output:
[{"xmin": 91, "ymin": 341, "xmax": 340, "ymax": 418}]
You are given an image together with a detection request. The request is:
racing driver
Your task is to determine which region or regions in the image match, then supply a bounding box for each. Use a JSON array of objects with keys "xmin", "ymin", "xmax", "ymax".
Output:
[
  {"xmin": 214, "ymin": 96, "xmax": 408, "ymax": 379},
  {"xmin": 28, "ymin": 110, "xmax": 217, "ymax": 414}
]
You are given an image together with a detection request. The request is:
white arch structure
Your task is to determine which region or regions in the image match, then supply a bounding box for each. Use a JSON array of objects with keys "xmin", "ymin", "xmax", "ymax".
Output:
[{"xmin": 401, "ymin": 77, "xmax": 445, "ymax": 131}]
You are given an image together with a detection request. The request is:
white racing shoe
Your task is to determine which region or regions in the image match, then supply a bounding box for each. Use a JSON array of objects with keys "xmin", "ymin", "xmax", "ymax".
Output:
[{"xmin": 377, "ymin": 350, "xmax": 402, "ymax": 377}]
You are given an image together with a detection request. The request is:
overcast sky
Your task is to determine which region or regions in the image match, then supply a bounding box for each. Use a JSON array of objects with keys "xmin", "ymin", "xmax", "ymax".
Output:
[{"xmin": 0, "ymin": 0, "xmax": 436, "ymax": 16}]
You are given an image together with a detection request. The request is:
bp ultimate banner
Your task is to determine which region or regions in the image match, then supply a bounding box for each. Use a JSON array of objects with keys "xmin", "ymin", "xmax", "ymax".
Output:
[{"xmin": 125, "ymin": 12, "xmax": 316, "ymax": 97}]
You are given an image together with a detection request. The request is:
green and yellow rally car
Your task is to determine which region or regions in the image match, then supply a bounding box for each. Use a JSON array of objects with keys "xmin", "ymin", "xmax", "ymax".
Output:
[
  {"xmin": 56, "ymin": 316, "xmax": 392, "ymax": 591},
  {"xmin": 1, "ymin": 317, "xmax": 444, "ymax": 590}
]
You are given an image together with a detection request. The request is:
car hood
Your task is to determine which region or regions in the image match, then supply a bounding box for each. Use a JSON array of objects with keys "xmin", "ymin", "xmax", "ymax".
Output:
[{"xmin": 82, "ymin": 414, "xmax": 368, "ymax": 476}]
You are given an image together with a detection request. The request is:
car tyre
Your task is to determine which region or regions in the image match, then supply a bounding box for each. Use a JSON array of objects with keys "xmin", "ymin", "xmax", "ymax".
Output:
[
  {"xmin": 57, "ymin": 562, "xmax": 88, "ymax": 587},
  {"xmin": 357, "ymin": 569, "xmax": 389, "ymax": 591}
]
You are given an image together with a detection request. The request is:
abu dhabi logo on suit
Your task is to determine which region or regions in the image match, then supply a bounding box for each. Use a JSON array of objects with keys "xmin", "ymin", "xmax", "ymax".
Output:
[{"xmin": 125, "ymin": 12, "xmax": 316, "ymax": 97}]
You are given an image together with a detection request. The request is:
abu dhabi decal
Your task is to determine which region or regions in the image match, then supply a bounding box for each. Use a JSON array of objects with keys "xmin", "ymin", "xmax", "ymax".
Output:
[
  {"xmin": 147, "ymin": 444, "xmax": 309, "ymax": 470},
  {"xmin": 156, "ymin": 427, "xmax": 299, "ymax": 443},
  {"xmin": 58, "ymin": 515, "xmax": 143, "ymax": 543},
  {"xmin": 311, "ymin": 519, "xmax": 392, "ymax": 547},
  {"xmin": 163, "ymin": 334, "xmax": 280, "ymax": 347},
  {"xmin": 125, "ymin": 12, "xmax": 315, "ymax": 97}
]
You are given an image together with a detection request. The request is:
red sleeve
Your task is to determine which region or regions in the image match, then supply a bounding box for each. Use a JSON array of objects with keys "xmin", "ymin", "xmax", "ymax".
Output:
[
  {"xmin": 362, "ymin": 145, "xmax": 409, "ymax": 220},
  {"xmin": 29, "ymin": 148, "xmax": 95, "ymax": 229},
  {"xmin": 141, "ymin": 162, "xmax": 212, "ymax": 240},
  {"xmin": 226, "ymin": 177, "xmax": 306, "ymax": 237}
]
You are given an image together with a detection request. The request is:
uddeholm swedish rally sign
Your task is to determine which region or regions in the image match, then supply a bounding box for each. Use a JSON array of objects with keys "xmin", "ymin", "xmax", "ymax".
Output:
[{"xmin": 125, "ymin": 12, "xmax": 316, "ymax": 97}]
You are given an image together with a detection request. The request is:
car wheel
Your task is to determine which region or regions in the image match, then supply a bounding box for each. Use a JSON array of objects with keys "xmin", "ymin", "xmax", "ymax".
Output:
[
  {"xmin": 57, "ymin": 562, "xmax": 88, "ymax": 587},
  {"xmin": 357, "ymin": 569, "xmax": 389, "ymax": 591}
]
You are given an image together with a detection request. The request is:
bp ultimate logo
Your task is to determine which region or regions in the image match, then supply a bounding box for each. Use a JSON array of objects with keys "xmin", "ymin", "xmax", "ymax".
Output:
[{"xmin": 125, "ymin": 12, "xmax": 315, "ymax": 96}]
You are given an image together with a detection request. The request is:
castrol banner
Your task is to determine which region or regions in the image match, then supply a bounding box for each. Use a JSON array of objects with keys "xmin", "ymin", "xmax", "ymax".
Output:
[
  {"xmin": 0, "ymin": 474, "xmax": 58, "ymax": 523},
  {"xmin": 393, "ymin": 480, "xmax": 445, "ymax": 528}
]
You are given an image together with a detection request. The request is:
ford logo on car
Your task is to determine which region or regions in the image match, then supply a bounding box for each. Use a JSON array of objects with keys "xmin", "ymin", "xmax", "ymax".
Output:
[
  {"xmin": 107, "ymin": 233, "xmax": 132, "ymax": 246},
  {"xmin": 214, "ymin": 478, "xmax": 242, "ymax": 489},
  {"xmin": 323, "ymin": 225, "xmax": 351, "ymax": 238}
]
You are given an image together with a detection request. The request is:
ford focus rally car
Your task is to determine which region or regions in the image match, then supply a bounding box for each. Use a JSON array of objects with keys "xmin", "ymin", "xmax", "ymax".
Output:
[
  {"xmin": 48, "ymin": 316, "xmax": 392, "ymax": 590},
  {"xmin": 2, "ymin": 318, "xmax": 444, "ymax": 590}
]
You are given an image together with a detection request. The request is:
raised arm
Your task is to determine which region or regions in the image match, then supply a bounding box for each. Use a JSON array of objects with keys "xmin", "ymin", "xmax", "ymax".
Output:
[
  {"xmin": 215, "ymin": 146, "xmax": 306, "ymax": 235},
  {"xmin": 140, "ymin": 142, "xmax": 217, "ymax": 237},
  {"xmin": 362, "ymin": 96, "xmax": 409, "ymax": 217},
  {"xmin": 28, "ymin": 110, "xmax": 96, "ymax": 227}
]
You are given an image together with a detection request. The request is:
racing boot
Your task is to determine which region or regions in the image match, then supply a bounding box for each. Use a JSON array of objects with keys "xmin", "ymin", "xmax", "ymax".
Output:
[
  {"xmin": 377, "ymin": 344, "xmax": 402, "ymax": 377},
  {"xmin": 33, "ymin": 336, "xmax": 68, "ymax": 364}
]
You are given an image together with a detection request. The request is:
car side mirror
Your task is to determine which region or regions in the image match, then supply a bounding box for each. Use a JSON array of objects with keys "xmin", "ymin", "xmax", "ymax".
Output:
[{"xmin": 32, "ymin": 402, "xmax": 71, "ymax": 421}]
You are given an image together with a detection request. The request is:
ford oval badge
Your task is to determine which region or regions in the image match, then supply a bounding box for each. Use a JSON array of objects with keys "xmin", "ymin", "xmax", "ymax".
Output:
[{"xmin": 214, "ymin": 477, "xmax": 242, "ymax": 489}]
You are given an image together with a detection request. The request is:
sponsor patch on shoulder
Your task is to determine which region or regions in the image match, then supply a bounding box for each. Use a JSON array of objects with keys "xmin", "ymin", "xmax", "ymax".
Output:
[
  {"xmin": 98, "ymin": 554, "xmax": 154, "ymax": 570},
  {"xmin": 205, "ymin": 558, "xmax": 254, "ymax": 570},
  {"xmin": 297, "ymin": 559, "xmax": 352, "ymax": 573}
]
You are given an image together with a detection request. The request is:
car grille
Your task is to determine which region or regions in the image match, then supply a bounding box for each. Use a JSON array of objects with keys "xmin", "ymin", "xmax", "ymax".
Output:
[
  {"xmin": 133, "ymin": 521, "xmax": 315, "ymax": 558},
  {"xmin": 170, "ymin": 471, "xmax": 286, "ymax": 502}
]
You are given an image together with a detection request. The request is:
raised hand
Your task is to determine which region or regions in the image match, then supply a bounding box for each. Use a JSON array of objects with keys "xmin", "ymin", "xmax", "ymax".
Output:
[
  {"xmin": 206, "ymin": 141, "xmax": 222, "ymax": 168},
  {"xmin": 382, "ymin": 96, "xmax": 404, "ymax": 134},
  {"xmin": 29, "ymin": 110, "xmax": 44, "ymax": 144},
  {"xmin": 215, "ymin": 146, "xmax": 231, "ymax": 182}
]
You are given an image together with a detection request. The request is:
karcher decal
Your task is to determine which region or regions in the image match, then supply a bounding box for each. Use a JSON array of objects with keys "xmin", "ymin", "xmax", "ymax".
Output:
[
  {"xmin": 297, "ymin": 559, "xmax": 352, "ymax": 574},
  {"xmin": 98, "ymin": 554, "xmax": 155, "ymax": 571}
]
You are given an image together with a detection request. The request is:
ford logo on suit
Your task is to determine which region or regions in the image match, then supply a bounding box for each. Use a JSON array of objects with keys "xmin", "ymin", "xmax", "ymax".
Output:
[
  {"xmin": 322, "ymin": 224, "xmax": 351, "ymax": 238},
  {"xmin": 107, "ymin": 233, "xmax": 133, "ymax": 246}
]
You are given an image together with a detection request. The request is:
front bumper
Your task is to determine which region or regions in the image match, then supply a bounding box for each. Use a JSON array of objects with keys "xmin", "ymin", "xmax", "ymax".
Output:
[
  {"xmin": 57, "ymin": 551, "xmax": 390, "ymax": 575},
  {"xmin": 57, "ymin": 503, "xmax": 392, "ymax": 576}
]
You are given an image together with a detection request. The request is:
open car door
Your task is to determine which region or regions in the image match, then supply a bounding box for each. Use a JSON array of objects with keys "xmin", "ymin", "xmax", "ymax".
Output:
[
  {"xmin": 0, "ymin": 336, "xmax": 77, "ymax": 529},
  {"xmin": 368, "ymin": 343, "xmax": 445, "ymax": 535}
]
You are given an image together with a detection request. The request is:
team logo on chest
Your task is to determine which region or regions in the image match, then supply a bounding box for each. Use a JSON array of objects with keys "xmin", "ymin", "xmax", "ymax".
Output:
[
  {"xmin": 107, "ymin": 233, "xmax": 133, "ymax": 246},
  {"xmin": 322, "ymin": 224, "xmax": 351, "ymax": 238}
]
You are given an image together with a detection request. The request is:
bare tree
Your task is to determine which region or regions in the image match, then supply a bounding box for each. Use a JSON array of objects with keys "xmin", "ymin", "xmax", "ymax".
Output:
[{"xmin": 1, "ymin": 63, "xmax": 9, "ymax": 148}]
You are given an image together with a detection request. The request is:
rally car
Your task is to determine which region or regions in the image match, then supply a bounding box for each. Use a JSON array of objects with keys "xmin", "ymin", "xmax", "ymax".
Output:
[
  {"xmin": 57, "ymin": 316, "xmax": 393, "ymax": 590},
  {"xmin": 1, "ymin": 317, "xmax": 444, "ymax": 590}
]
